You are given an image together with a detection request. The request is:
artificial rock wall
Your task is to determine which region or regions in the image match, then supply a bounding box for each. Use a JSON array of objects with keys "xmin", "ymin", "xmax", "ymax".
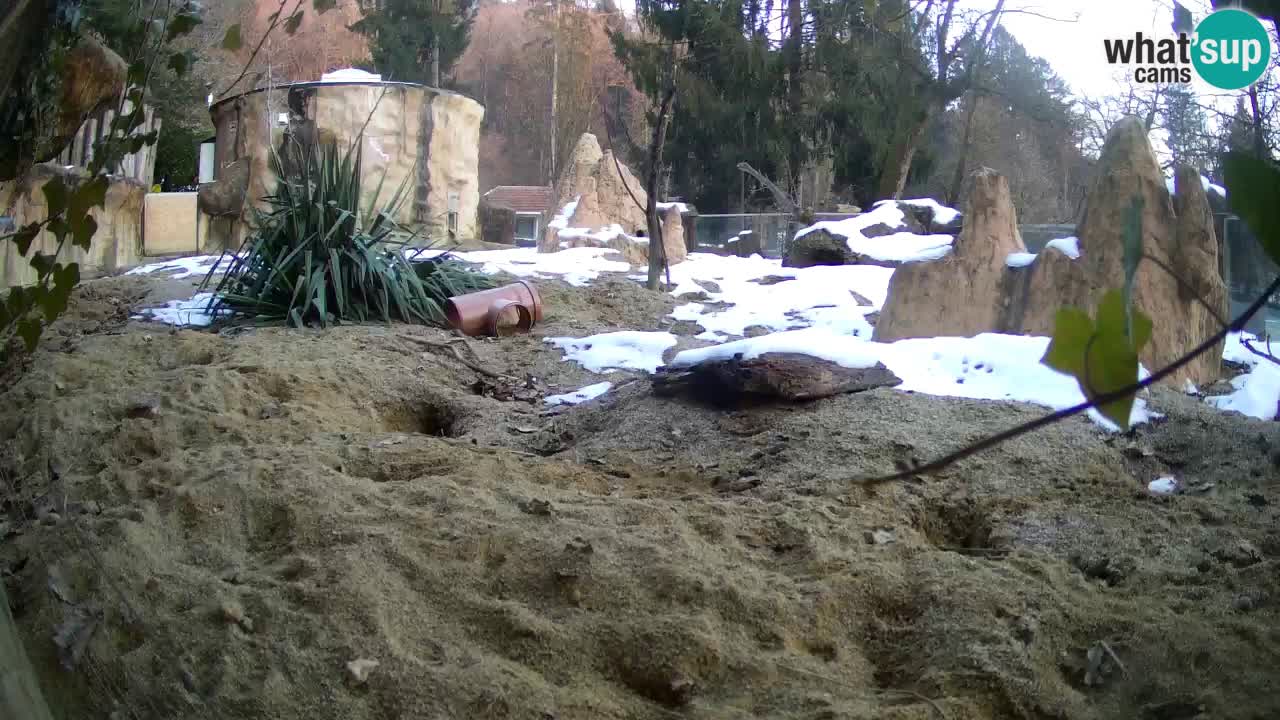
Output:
[
  {"xmin": 203, "ymin": 82, "xmax": 484, "ymax": 250},
  {"xmin": 874, "ymin": 117, "xmax": 1226, "ymax": 388}
]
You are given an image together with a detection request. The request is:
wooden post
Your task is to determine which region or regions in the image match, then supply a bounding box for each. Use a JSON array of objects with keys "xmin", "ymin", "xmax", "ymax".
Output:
[{"xmin": 0, "ymin": 583, "xmax": 55, "ymax": 720}]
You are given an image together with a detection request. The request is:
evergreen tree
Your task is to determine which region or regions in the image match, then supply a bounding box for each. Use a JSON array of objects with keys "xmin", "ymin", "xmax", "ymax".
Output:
[
  {"xmin": 1163, "ymin": 84, "xmax": 1210, "ymax": 172},
  {"xmin": 352, "ymin": 0, "xmax": 478, "ymax": 86}
]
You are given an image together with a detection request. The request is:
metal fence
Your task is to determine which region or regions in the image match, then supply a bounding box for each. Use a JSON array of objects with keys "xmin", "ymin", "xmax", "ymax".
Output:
[{"xmin": 51, "ymin": 102, "xmax": 161, "ymax": 187}]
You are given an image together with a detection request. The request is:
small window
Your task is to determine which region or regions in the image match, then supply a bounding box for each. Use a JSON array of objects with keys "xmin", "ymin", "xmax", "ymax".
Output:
[
  {"xmin": 515, "ymin": 215, "xmax": 538, "ymax": 241},
  {"xmin": 447, "ymin": 211, "xmax": 458, "ymax": 238}
]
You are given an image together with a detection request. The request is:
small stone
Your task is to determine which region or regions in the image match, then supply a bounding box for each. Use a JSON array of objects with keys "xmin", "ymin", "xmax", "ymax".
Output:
[
  {"xmin": 1232, "ymin": 594, "xmax": 1257, "ymax": 612},
  {"xmin": 42, "ymin": 512, "xmax": 62, "ymax": 526},
  {"xmin": 864, "ymin": 528, "xmax": 895, "ymax": 545},
  {"xmin": 518, "ymin": 498, "xmax": 553, "ymax": 516},
  {"xmin": 180, "ymin": 667, "xmax": 198, "ymax": 693},
  {"xmin": 220, "ymin": 600, "xmax": 253, "ymax": 631},
  {"xmin": 346, "ymin": 658, "xmax": 379, "ymax": 685},
  {"xmin": 125, "ymin": 397, "xmax": 161, "ymax": 420}
]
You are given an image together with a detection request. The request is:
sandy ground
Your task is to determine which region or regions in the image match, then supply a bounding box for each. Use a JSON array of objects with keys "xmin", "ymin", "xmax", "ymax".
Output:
[{"xmin": 1, "ymin": 270, "xmax": 1278, "ymax": 720}]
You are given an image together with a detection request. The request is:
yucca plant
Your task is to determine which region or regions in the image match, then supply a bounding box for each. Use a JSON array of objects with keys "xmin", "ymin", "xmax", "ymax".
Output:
[{"xmin": 199, "ymin": 136, "xmax": 493, "ymax": 328}]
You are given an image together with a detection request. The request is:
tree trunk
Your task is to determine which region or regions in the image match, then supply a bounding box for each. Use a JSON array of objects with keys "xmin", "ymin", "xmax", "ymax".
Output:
[
  {"xmin": 876, "ymin": 107, "xmax": 932, "ymax": 200},
  {"xmin": 1249, "ymin": 84, "xmax": 1267, "ymax": 159},
  {"xmin": 946, "ymin": 93, "xmax": 980, "ymax": 206},
  {"xmin": 431, "ymin": 44, "xmax": 440, "ymax": 87},
  {"xmin": 549, "ymin": 0, "xmax": 560, "ymax": 184},
  {"xmin": 646, "ymin": 84, "xmax": 677, "ymax": 291}
]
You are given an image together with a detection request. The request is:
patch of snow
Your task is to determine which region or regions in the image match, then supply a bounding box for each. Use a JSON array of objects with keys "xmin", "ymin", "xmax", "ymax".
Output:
[
  {"xmin": 1199, "ymin": 174, "xmax": 1227, "ymax": 198},
  {"xmin": 455, "ymin": 246, "xmax": 629, "ymax": 287},
  {"xmin": 547, "ymin": 196, "xmax": 581, "ymax": 230},
  {"xmin": 1207, "ymin": 359, "xmax": 1280, "ymax": 420},
  {"xmin": 1045, "ymin": 236, "xmax": 1081, "ymax": 259},
  {"xmin": 898, "ymin": 197, "xmax": 962, "ymax": 225},
  {"xmin": 657, "ymin": 201, "xmax": 689, "ymax": 213},
  {"xmin": 545, "ymin": 331, "xmax": 677, "ymax": 373},
  {"xmin": 1006, "ymin": 252, "xmax": 1038, "ymax": 268},
  {"xmin": 1184, "ymin": 379, "xmax": 1200, "ymax": 396},
  {"xmin": 670, "ymin": 328, "xmax": 1150, "ymax": 431},
  {"xmin": 1149, "ymin": 476, "xmax": 1179, "ymax": 495},
  {"xmin": 132, "ymin": 293, "xmax": 228, "ymax": 327},
  {"xmin": 545, "ymin": 381, "xmax": 614, "ymax": 406},
  {"xmin": 126, "ymin": 254, "xmax": 233, "ymax": 280},
  {"xmin": 664, "ymin": 254, "xmax": 891, "ymax": 340},
  {"xmin": 321, "ymin": 68, "xmax": 382, "ymax": 83},
  {"xmin": 795, "ymin": 201, "xmax": 955, "ymax": 264},
  {"xmin": 558, "ymin": 225, "xmax": 638, "ymax": 245}
]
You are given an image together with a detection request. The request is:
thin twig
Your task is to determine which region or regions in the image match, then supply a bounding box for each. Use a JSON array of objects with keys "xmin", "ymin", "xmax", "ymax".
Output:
[
  {"xmin": 404, "ymin": 336, "xmax": 508, "ymax": 379},
  {"xmin": 847, "ymin": 274, "xmax": 1280, "ymax": 486},
  {"xmin": 215, "ymin": 0, "xmax": 301, "ymax": 100}
]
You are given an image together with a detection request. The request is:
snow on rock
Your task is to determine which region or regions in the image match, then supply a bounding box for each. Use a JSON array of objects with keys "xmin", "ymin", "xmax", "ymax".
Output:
[
  {"xmin": 458, "ymin": 246, "xmax": 630, "ymax": 287},
  {"xmin": 1164, "ymin": 173, "xmax": 1227, "ymax": 198},
  {"xmin": 545, "ymin": 381, "xmax": 614, "ymax": 406},
  {"xmin": 671, "ymin": 328, "xmax": 1150, "ymax": 431},
  {"xmin": 666, "ymin": 253, "xmax": 892, "ymax": 341},
  {"xmin": 545, "ymin": 331, "xmax": 678, "ymax": 373},
  {"xmin": 670, "ymin": 327, "xmax": 881, "ymax": 369},
  {"xmin": 321, "ymin": 68, "xmax": 382, "ymax": 83},
  {"xmin": 657, "ymin": 201, "xmax": 689, "ymax": 213},
  {"xmin": 1149, "ymin": 476, "xmax": 1179, "ymax": 495},
  {"xmin": 1006, "ymin": 252, "xmax": 1038, "ymax": 268},
  {"xmin": 547, "ymin": 196, "xmax": 581, "ymax": 231},
  {"xmin": 132, "ymin": 293, "xmax": 228, "ymax": 327},
  {"xmin": 794, "ymin": 201, "xmax": 955, "ymax": 265},
  {"xmin": 127, "ymin": 255, "xmax": 234, "ymax": 280},
  {"xmin": 1045, "ymin": 236, "xmax": 1081, "ymax": 259},
  {"xmin": 898, "ymin": 197, "xmax": 962, "ymax": 226}
]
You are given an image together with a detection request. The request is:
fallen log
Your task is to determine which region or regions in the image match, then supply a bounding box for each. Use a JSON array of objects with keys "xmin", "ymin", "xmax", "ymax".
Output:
[{"xmin": 653, "ymin": 352, "xmax": 901, "ymax": 404}]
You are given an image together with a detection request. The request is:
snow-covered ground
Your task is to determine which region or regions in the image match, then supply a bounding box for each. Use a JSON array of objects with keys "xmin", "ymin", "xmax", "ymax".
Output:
[{"xmin": 124, "ymin": 225, "xmax": 1278, "ymax": 428}]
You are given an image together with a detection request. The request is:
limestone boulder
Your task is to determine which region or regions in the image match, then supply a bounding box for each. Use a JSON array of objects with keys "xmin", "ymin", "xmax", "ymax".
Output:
[
  {"xmin": 784, "ymin": 230, "xmax": 858, "ymax": 268},
  {"xmin": 873, "ymin": 169, "xmax": 1025, "ymax": 342},
  {"xmin": 547, "ymin": 133, "xmax": 649, "ymax": 238},
  {"xmin": 661, "ymin": 204, "xmax": 688, "ymax": 265}
]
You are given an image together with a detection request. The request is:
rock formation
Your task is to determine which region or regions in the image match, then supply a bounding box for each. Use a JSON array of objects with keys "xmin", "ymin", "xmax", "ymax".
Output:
[
  {"xmin": 539, "ymin": 133, "xmax": 687, "ymax": 265},
  {"xmin": 873, "ymin": 117, "xmax": 1227, "ymax": 387},
  {"xmin": 873, "ymin": 169, "xmax": 1025, "ymax": 339}
]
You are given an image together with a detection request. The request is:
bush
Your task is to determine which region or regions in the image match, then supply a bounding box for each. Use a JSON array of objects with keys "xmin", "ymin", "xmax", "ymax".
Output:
[{"xmin": 201, "ymin": 138, "xmax": 493, "ymax": 327}]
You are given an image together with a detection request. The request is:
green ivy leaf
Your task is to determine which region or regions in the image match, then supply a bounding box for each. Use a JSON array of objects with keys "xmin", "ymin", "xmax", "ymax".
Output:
[
  {"xmin": 42, "ymin": 176, "xmax": 69, "ymax": 217},
  {"xmin": 10, "ymin": 223, "xmax": 42, "ymax": 255},
  {"xmin": 39, "ymin": 264, "xmax": 78, "ymax": 323},
  {"xmin": 284, "ymin": 9, "xmax": 305, "ymax": 34},
  {"xmin": 70, "ymin": 214, "xmax": 98, "ymax": 252},
  {"xmin": 167, "ymin": 11, "xmax": 203, "ymax": 42},
  {"xmin": 168, "ymin": 51, "xmax": 192, "ymax": 77},
  {"xmin": 29, "ymin": 252, "xmax": 56, "ymax": 277},
  {"xmin": 16, "ymin": 317, "xmax": 42, "ymax": 352},
  {"xmin": 314, "ymin": 0, "xmax": 337, "ymax": 12},
  {"xmin": 222, "ymin": 23, "xmax": 244, "ymax": 51},
  {"xmin": 1042, "ymin": 289, "xmax": 1152, "ymax": 429},
  {"xmin": 1222, "ymin": 152, "xmax": 1280, "ymax": 266},
  {"xmin": 46, "ymin": 218, "xmax": 69, "ymax": 244},
  {"xmin": 71, "ymin": 175, "xmax": 110, "ymax": 215}
]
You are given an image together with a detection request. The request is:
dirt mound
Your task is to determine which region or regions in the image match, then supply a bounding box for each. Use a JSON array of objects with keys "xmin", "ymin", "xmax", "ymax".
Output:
[{"xmin": 2, "ymin": 273, "xmax": 1278, "ymax": 720}]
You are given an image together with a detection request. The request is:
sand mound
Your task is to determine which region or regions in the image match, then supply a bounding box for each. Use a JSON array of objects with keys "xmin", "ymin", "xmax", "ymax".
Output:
[{"xmin": 1, "ymin": 274, "xmax": 1278, "ymax": 720}]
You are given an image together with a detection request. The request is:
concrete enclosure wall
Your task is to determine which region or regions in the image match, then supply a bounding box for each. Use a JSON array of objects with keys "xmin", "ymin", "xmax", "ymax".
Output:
[
  {"xmin": 1, "ymin": 164, "xmax": 144, "ymax": 289},
  {"xmin": 142, "ymin": 192, "xmax": 204, "ymax": 256},
  {"xmin": 204, "ymin": 82, "xmax": 484, "ymax": 249}
]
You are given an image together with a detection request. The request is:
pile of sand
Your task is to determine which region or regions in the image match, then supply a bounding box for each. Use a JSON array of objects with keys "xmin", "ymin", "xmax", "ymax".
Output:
[{"xmin": 1, "ymin": 273, "xmax": 1278, "ymax": 720}]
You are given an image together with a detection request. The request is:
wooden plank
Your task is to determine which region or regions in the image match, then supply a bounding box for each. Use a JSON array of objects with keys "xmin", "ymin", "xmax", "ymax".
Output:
[{"xmin": 0, "ymin": 583, "xmax": 55, "ymax": 720}]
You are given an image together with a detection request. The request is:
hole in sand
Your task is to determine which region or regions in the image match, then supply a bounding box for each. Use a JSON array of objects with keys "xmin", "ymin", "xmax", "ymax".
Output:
[
  {"xmin": 915, "ymin": 498, "xmax": 1010, "ymax": 559},
  {"xmin": 380, "ymin": 397, "xmax": 461, "ymax": 437}
]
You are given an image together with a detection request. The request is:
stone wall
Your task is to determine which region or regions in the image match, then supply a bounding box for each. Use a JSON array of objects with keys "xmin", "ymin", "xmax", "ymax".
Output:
[
  {"xmin": 1, "ymin": 164, "xmax": 144, "ymax": 289},
  {"xmin": 203, "ymin": 82, "xmax": 483, "ymax": 249}
]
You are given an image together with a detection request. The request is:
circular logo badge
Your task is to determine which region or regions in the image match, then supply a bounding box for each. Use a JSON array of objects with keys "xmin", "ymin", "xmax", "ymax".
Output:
[{"xmin": 1192, "ymin": 9, "xmax": 1272, "ymax": 90}]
